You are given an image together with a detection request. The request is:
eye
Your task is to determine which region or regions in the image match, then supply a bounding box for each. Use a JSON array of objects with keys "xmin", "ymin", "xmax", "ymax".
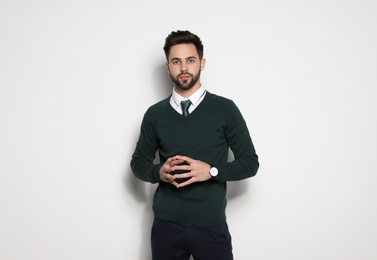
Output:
[
  {"xmin": 172, "ymin": 60, "xmax": 180, "ymax": 65},
  {"xmin": 187, "ymin": 59, "xmax": 195, "ymax": 63}
]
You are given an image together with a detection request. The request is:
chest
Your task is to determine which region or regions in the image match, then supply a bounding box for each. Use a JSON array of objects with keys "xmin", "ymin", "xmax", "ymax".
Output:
[{"xmin": 156, "ymin": 115, "xmax": 228, "ymax": 154}]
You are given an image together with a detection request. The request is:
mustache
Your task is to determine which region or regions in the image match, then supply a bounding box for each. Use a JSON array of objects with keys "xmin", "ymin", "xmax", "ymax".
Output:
[{"xmin": 178, "ymin": 72, "xmax": 193, "ymax": 77}]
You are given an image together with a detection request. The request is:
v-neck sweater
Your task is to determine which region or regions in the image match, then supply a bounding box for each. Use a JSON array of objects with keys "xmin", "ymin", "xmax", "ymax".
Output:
[{"xmin": 131, "ymin": 92, "xmax": 259, "ymax": 226}]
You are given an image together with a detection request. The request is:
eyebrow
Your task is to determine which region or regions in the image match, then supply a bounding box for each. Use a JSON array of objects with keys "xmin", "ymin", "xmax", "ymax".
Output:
[{"xmin": 170, "ymin": 56, "xmax": 197, "ymax": 62}]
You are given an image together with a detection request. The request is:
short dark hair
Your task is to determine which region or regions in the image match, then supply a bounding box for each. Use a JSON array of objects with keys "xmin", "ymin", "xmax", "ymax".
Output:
[{"xmin": 163, "ymin": 30, "xmax": 204, "ymax": 61}]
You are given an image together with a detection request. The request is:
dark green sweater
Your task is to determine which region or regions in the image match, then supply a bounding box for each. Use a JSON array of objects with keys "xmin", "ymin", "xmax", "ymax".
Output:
[{"xmin": 131, "ymin": 92, "xmax": 259, "ymax": 226}]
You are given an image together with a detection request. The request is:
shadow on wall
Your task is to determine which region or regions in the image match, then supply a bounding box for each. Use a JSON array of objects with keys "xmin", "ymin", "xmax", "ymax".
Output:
[
  {"xmin": 124, "ymin": 166, "xmax": 155, "ymax": 260},
  {"xmin": 154, "ymin": 63, "xmax": 173, "ymax": 100},
  {"xmin": 121, "ymin": 63, "xmax": 172, "ymax": 260},
  {"xmin": 226, "ymin": 150, "xmax": 250, "ymax": 200},
  {"xmin": 124, "ymin": 63, "xmax": 251, "ymax": 259}
]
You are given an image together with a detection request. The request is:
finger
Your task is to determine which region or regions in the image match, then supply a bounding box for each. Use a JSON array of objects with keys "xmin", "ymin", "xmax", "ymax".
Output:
[
  {"xmin": 163, "ymin": 174, "xmax": 180, "ymax": 188},
  {"xmin": 173, "ymin": 164, "xmax": 191, "ymax": 171},
  {"xmin": 163, "ymin": 178, "xmax": 179, "ymax": 188},
  {"xmin": 173, "ymin": 172, "xmax": 193, "ymax": 180},
  {"xmin": 165, "ymin": 156, "xmax": 177, "ymax": 164},
  {"xmin": 170, "ymin": 180, "xmax": 180, "ymax": 188},
  {"xmin": 161, "ymin": 164, "xmax": 172, "ymax": 174},
  {"xmin": 174, "ymin": 155, "xmax": 194, "ymax": 164},
  {"xmin": 163, "ymin": 173, "xmax": 175, "ymax": 182},
  {"xmin": 170, "ymin": 159, "xmax": 185, "ymax": 167},
  {"xmin": 177, "ymin": 178, "xmax": 195, "ymax": 188}
]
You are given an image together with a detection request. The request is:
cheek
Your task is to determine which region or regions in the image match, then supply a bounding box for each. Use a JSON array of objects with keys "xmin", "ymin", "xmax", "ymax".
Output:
[{"xmin": 169, "ymin": 67, "xmax": 181, "ymax": 76}]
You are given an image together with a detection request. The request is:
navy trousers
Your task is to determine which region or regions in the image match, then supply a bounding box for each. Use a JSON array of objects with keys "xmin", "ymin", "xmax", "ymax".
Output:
[{"xmin": 151, "ymin": 219, "xmax": 233, "ymax": 260}]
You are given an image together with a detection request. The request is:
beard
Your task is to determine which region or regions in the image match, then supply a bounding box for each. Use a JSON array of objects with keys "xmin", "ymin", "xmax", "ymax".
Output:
[{"xmin": 170, "ymin": 70, "xmax": 201, "ymax": 91}]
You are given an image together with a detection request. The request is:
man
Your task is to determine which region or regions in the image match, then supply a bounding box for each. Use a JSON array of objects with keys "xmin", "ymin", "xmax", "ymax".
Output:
[{"xmin": 131, "ymin": 30, "xmax": 259, "ymax": 260}]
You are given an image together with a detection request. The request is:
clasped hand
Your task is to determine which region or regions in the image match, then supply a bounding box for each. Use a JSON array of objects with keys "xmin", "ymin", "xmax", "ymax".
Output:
[{"xmin": 159, "ymin": 155, "xmax": 211, "ymax": 188}]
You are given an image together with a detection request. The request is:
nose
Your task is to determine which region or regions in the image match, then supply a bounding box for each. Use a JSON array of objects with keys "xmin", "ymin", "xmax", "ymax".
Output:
[{"xmin": 180, "ymin": 63, "xmax": 187, "ymax": 73}]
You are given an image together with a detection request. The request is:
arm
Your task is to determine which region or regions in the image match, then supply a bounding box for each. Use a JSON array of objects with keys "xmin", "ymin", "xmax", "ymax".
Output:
[
  {"xmin": 217, "ymin": 101, "xmax": 259, "ymax": 182},
  {"xmin": 130, "ymin": 112, "xmax": 186, "ymax": 187},
  {"xmin": 130, "ymin": 113, "xmax": 161, "ymax": 183},
  {"xmin": 170, "ymin": 101, "xmax": 259, "ymax": 186}
]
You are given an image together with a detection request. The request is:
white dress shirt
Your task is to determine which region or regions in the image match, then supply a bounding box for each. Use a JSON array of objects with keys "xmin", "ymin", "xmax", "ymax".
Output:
[{"xmin": 170, "ymin": 86, "xmax": 207, "ymax": 115}]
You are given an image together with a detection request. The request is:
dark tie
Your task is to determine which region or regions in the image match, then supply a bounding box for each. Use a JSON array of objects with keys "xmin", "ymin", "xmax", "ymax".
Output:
[{"xmin": 180, "ymin": 100, "xmax": 192, "ymax": 116}]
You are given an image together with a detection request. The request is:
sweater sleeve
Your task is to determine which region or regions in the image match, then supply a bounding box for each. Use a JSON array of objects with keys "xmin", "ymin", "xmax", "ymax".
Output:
[
  {"xmin": 130, "ymin": 112, "xmax": 161, "ymax": 184},
  {"xmin": 215, "ymin": 101, "xmax": 259, "ymax": 182}
]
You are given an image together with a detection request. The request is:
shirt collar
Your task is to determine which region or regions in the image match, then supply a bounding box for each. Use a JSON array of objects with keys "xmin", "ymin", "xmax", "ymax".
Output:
[{"xmin": 172, "ymin": 85, "xmax": 206, "ymax": 108}]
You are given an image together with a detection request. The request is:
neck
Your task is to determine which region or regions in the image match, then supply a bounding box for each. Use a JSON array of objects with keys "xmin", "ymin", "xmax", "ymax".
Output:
[{"xmin": 174, "ymin": 81, "xmax": 202, "ymax": 98}]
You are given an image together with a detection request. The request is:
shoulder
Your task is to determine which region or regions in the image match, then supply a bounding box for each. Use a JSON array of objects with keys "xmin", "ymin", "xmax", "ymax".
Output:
[
  {"xmin": 144, "ymin": 96, "xmax": 171, "ymax": 118},
  {"xmin": 205, "ymin": 91, "xmax": 239, "ymax": 112},
  {"xmin": 204, "ymin": 92, "xmax": 247, "ymax": 127}
]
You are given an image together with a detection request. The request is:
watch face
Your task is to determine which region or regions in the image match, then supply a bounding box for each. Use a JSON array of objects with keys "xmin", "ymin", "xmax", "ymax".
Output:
[{"xmin": 210, "ymin": 167, "xmax": 218, "ymax": 176}]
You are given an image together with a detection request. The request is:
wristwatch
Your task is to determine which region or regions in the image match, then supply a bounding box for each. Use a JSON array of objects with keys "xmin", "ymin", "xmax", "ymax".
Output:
[{"xmin": 209, "ymin": 164, "xmax": 219, "ymax": 178}]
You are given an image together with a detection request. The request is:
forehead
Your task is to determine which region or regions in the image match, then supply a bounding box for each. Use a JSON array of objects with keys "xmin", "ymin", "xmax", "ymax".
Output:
[{"xmin": 169, "ymin": 44, "xmax": 199, "ymax": 60}]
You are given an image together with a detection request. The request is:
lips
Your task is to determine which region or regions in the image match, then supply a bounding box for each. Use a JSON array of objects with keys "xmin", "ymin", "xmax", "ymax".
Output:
[{"xmin": 179, "ymin": 75, "xmax": 191, "ymax": 81}]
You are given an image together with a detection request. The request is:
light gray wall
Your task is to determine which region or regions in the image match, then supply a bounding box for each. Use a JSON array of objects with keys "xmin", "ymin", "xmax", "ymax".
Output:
[{"xmin": 1, "ymin": 1, "xmax": 376, "ymax": 259}]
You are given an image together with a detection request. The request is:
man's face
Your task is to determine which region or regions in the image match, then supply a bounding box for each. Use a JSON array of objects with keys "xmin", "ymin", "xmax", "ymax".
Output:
[{"xmin": 166, "ymin": 44, "xmax": 205, "ymax": 92}]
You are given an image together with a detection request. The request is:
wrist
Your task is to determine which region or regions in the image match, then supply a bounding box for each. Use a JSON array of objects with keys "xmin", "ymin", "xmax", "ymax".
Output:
[{"xmin": 209, "ymin": 164, "xmax": 219, "ymax": 178}]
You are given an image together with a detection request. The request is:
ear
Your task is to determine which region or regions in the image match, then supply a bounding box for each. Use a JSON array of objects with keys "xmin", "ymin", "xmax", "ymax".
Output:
[
  {"xmin": 200, "ymin": 58, "xmax": 206, "ymax": 71},
  {"xmin": 165, "ymin": 61, "xmax": 170, "ymax": 74}
]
